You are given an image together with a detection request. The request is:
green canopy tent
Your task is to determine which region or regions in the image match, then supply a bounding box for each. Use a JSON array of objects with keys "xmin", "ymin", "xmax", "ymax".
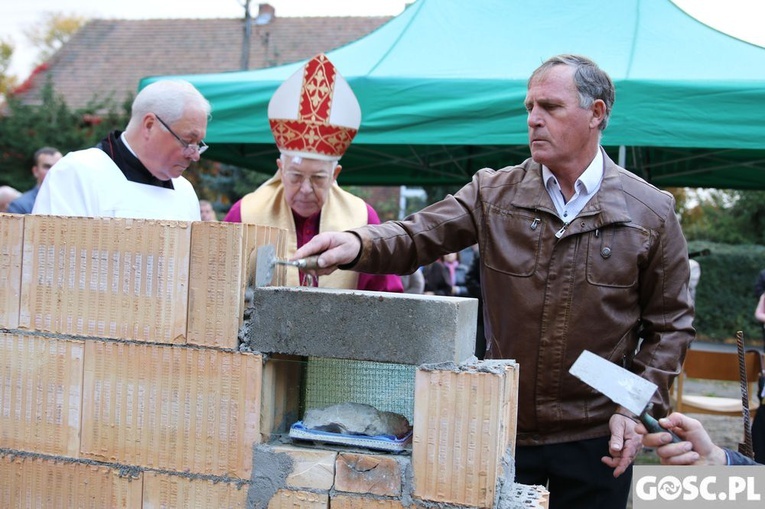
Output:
[{"xmin": 142, "ymin": 0, "xmax": 765, "ymax": 189}]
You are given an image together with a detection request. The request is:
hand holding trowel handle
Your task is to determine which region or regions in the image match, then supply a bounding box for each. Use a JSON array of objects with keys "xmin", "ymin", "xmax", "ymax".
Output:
[
  {"xmin": 254, "ymin": 232, "xmax": 362, "ymax": 287},
  {"xmin": 292, "ymin": 231, "xmax": 363, "ymax": 276},
  {"xmin": 635, "ymin": 404, "xmax": 683, "ymax": 444},
  {"xmin": 637, "ymin": 412, "xmax": 748, "ymax": 465},
  {"xmin": 277, "ymin": 255, "xmax": 322, "ymax": 271},
  {"xmin": 254, "ymin": 245, "xmax": 322, "ymax": 287},
  {"xmin": 570, "ymin": 350, "xmax": 682, "ymax": 446}
]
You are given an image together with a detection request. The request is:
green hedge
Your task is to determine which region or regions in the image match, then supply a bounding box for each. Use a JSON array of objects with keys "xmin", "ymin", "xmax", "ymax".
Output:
[{"xmin": 688, "ymin": 241, "xmax": 765, "ymax": 346}]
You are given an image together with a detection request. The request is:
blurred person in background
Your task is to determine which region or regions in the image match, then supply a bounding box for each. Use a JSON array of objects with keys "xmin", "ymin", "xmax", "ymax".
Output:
[
  {"xmin": 200, "ymin": 199, "xmax": 217, "ymax": 221},
  {"xmin": 442, "ymin": 251, "xmax": 470, "ymax": 296},
  {"xmin": 400, "ymin": 268, "xmax": 425, "ymax": 294},
  {"xmin": 7, "ymin": 147, "xmax": 62, "ymax": 214},
  {"xmin": 0, "ymin": 185, "xmax": 21, "ymax": 212},
  {"xmin": 422, "ymin": 256, "xmax": 452, "ymax": 296}
]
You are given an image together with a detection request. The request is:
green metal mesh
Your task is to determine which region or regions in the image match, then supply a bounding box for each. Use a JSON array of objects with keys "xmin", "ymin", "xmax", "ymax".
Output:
[{"xmin": 302, "ymin": 357, "xmax": 416, "ymax": 423}]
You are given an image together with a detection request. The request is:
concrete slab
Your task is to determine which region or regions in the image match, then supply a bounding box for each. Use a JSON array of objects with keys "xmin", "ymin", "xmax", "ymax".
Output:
[{"xmin": 243, "ymin": 287, "xmax": 477, "ymax": 365}]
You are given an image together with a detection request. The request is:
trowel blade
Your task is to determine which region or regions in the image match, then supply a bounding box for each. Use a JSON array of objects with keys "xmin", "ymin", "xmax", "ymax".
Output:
[
  {"xmin": 569, "ymin": 350, "xmax": 657, "ymax": 416},
  {"xmin": 254, "ymin": 244, "xmax": 276, "ymax": 287}
]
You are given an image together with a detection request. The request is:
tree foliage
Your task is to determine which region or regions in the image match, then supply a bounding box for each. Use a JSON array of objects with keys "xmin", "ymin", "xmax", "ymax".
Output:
[
  {"xmin": 0, "ymin": 12, "xmax": 86, "ymax": 101},
  {"xmin": 682, "ymin": 189, "xmax": 765, "ymax": 245},
  {"xmin": 688, "ymin": 240, "xmax": 765, "ymax": 343},
  {"xmin": 0, "ymin": 38, "xmax": 17, "ymax": 97},
  {"xmin": 343, "ymin": 186, "xmax": 419, "ymax": 221},
  {"xmin": 23, "ymin": 12, "xmax": 87, "ymax": 65},
  {"xmin": 0, "ymin": 79, "xmax": 129, "ymax": 189},
  {"xmin": 190, "ymin": 164, "xmax": 269, "ymax": 218}
]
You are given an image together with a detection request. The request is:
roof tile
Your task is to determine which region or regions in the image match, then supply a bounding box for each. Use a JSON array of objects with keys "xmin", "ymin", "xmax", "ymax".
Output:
[{"xmin": 18, "ymin": 16, "xmax": 390, "ymax": 109}]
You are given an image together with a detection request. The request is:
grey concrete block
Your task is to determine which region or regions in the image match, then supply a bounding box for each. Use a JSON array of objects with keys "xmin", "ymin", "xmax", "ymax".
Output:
[{"xmin": 243, "ymin": 287, "xmax": 477, "ymax": 365}]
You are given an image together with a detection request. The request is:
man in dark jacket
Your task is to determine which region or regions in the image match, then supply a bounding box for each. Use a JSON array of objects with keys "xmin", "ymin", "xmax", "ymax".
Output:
[
  {"xmin": 422, "ymin": 258, "xmax": 452, "ymax": 295},
  {"xmin": 294, "ymin": 54, "xmax": 695, "ymax": 508},
  {"xmin": 465, "ymin": 251, "xmax": 485, "ymax": 359}
]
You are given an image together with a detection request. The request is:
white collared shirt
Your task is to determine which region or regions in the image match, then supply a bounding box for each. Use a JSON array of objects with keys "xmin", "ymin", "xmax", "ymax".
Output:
[
  {"xmin": 542, "ymin": 148, "xmax": 604, "ymax": 222},
  {"xmin": 120, "ymin": 132, "xmax": 138, "ymax": 156}
]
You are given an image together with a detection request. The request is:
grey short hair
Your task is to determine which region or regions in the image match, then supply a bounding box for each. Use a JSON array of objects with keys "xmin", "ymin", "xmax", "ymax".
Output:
[
  {"xmin": 529, "ymin": 54, "xmax": 615, "ymax": 131},
  {"xmin": 128, "ymin": 79, "xmax": 211, "ymax": 128}
]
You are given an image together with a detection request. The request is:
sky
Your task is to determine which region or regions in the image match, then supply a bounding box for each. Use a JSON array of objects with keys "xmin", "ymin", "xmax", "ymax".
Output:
[{"xmin": 0, "ymin": 0, "xmax": 763, "ymax": 79}]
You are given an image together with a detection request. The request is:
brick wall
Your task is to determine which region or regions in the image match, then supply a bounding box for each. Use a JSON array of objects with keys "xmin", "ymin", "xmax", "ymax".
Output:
[{"xmin": 0, "ymin": 213, "xmax": 547, "ymax": 508}]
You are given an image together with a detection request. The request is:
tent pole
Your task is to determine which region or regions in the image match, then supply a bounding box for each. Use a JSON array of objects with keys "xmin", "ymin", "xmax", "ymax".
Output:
[{"xmin": 618, "ymin": 145, "xmax": 626, "ymax": 168}]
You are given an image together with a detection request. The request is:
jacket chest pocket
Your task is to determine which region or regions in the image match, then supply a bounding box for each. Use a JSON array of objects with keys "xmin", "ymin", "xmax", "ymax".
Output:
[
  {"xmin": 483, "ymin": 207, "xmax": 542, "ymax": 277},
  {"xmin": 585, "ymin": 225, "xmax": 650, "ymax": 288}
]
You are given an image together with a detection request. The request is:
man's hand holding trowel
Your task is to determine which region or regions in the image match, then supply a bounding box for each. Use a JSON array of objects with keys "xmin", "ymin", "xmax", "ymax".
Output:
[
  {"xmin": 292, "ymin": 231, "xmax": 362, "ymax": 276},
  {"xmin": 571, "ymin": 350, "xmax": 683, "ymax": 477}
]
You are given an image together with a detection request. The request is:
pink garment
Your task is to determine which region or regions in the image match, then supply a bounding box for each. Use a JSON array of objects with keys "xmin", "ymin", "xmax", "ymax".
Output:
[
  {"xmin": 224, "ymin": 198, "xmax": 403, "ymax": 293},
  {"xmin": 443, "ymin": 259, "xmax": 459, "ymax": 285}
]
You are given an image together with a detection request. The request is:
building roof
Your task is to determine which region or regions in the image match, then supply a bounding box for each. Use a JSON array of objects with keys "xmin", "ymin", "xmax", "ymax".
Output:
[{"xmin": 15, "ymin": 13, "xmax": 391, "ymax": 110}]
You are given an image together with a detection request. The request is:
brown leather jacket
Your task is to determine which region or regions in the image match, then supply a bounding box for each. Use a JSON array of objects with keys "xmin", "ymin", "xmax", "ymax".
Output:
[{"xmin": 350, "ymin": 152, "xmax": 695, "ymax": 446}]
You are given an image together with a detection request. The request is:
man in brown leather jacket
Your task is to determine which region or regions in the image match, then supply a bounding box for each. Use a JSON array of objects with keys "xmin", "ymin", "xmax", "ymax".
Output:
[{"xmin": 294, "ymin": 54, "xmax": 695, "ymax": 508}]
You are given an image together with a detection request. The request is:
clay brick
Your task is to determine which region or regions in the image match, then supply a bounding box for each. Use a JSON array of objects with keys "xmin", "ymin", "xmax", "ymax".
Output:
[
  {"xmin": 412, "ymin": 360, "xmax": 519, "ymax": 508},
  {"xmin": 0, "ymin": 333, "xmax": 83, "ymax": 457},
  {"xmin": 539, "ymin": 486, "xmax": 550, "ymax": 508},
  {"xmin": 143, "ymin": 471, "xmax": 248, "ymax": 508},
  {"xmin": 19, "ymin": 215, "xmax": 191, "ymax": 343},
  {"xmin": 186, "ymin": 222, "xmax": 287, "ymax": 348},
  {"xmin": 0, "ymin": 454, "xmax": 143, "ymax": 509},
  {"xmin": 268, "ymin": 489, "xmax": 328, "ymax": 508},
  {"xmin": 260, "ymin": 354, "xmax": 303, "ymax": 440},
  {"xmin": 335, "ymin": 453, "xmax": 402, "ymax": 497},
  {"xmin": 512, "ymin": 483, "xmax": 550, "ymax": 509},
  {"xmin": 330, "ymin": 495, "xmax": 406, "ymax": 509},
  {"xmin": 271, "ymin": 445, "xmax": 336, "ymax": 490},
  {"xmin": 0, "ymin": 214, "xmax": 24, "ymax": 328},
  {"xmin": 80, "ymin": 341, "xmax": 262, "ymax": 478}
]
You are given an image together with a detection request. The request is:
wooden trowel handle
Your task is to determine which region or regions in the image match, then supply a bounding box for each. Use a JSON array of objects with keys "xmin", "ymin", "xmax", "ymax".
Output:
[{"xmin": 295, "ymin": 255, "xmax": 321, "ymax": 270}]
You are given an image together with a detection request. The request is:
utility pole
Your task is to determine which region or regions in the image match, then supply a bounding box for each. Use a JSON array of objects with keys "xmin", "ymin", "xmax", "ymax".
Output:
[{"xmin": 240, "ymin": 0, "xmax": 251, "ymax": 70}]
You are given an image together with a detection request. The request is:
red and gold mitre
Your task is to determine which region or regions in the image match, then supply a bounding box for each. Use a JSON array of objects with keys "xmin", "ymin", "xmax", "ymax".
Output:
[{"xmin": 268, "ymin": 54, "xmax": 361, "ymax": 161}]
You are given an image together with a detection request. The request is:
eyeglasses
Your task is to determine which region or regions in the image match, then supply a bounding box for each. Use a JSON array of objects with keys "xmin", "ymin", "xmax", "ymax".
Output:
[
  {"xmin": 154, "ymin": 114, "xmax": 208, "ymax": 156},
  {"xmin": 283, "ymin": 171, "xmax": 331, "ymax": 189}
]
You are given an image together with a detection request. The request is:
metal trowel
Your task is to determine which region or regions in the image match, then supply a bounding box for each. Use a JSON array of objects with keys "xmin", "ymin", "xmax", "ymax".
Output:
[
  {"xmin": 569, "ymin": 350, "xmax": 681, "ymax": 443},
  {"xmin": 254, "ymin": 244, "xmax": 321, "ymax": 287}
]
